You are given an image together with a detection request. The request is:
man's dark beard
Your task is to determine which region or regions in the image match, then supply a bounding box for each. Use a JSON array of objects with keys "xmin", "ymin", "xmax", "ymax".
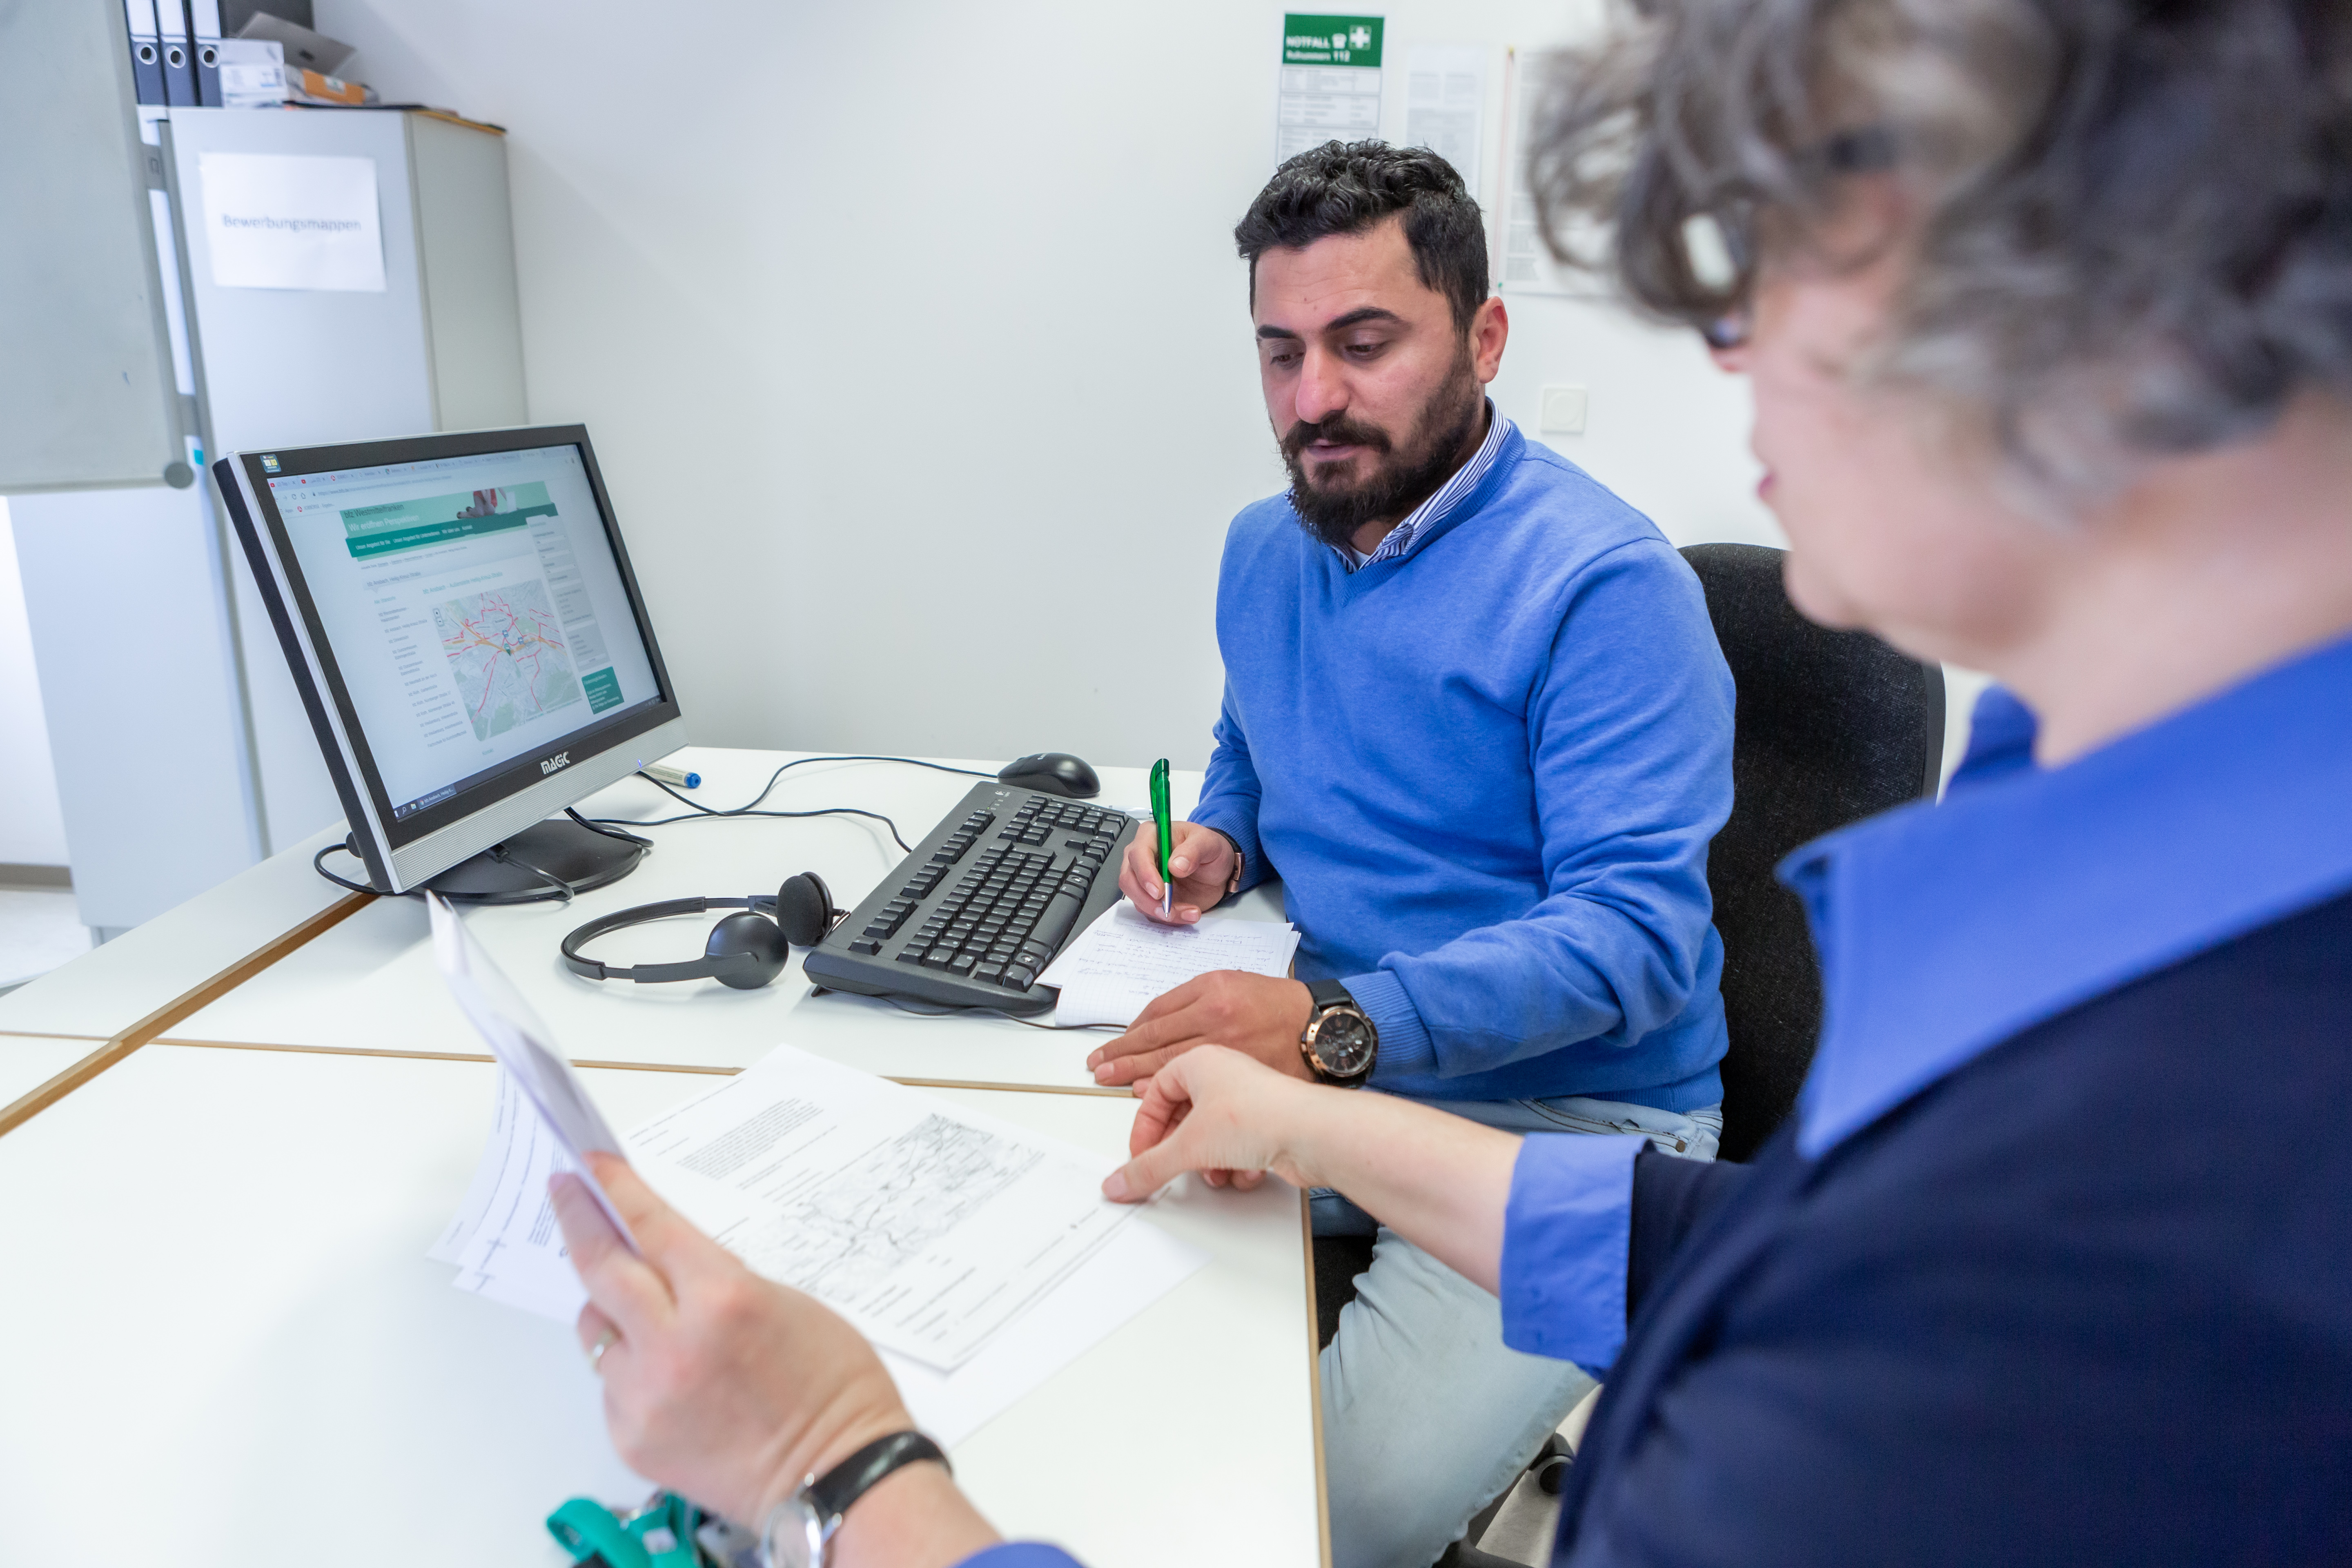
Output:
[{"xmin": 1281, "ymin": 355, "xmax": 1484, "ymax": 550}]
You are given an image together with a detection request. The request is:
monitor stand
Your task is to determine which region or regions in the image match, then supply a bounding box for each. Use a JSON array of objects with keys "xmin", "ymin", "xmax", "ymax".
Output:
[{"xmin": 418, "ymin": 815, "xmax": 648, "ymax": 904}]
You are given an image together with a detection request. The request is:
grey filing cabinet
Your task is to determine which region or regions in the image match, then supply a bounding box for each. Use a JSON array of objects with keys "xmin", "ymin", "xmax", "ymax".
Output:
[{"xmin": 10, "ymin": 107, "xmax": 526, "ymax": 934}]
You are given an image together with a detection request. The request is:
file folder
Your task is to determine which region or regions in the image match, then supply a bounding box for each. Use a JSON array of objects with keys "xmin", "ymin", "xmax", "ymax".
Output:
[
  {"xmin": 123, "ymin": 0, "xmax": 167, "ymax": 105},
  {"xmin": 190, "ymin": 0, "xmax": 223, "ymax": 106},
  {"xmin": 155, "ymin": 0, "xmax": 197, "ymax": 105}
]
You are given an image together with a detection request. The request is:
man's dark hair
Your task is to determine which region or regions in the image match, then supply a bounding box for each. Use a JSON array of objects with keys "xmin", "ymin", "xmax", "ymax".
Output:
[{"xmin": 1235, "ymin": 140, "xmax": 1491, "ymax": 333}]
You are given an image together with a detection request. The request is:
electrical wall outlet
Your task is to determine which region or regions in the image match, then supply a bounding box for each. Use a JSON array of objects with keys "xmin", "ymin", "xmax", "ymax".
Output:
[{"xmin": 1541, "ymin": 385, "xmax": 1590, "ymax": 434}]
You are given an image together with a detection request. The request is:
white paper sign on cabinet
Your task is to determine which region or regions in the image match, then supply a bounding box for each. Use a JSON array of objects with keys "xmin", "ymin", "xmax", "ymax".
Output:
[{"xmin": 198, "ymin": 151, "xmax": 387, "ymax": 293}]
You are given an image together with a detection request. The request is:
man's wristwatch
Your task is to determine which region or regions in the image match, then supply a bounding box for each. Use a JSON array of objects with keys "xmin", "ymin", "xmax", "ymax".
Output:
[
  {"xmin": 1208, "ymin": 828, "xmax": 1246, "ymax": 898},
  {"xmin": 1299, "ymin": 978, "xmax": 1378, "ymax": 1085},
  {"xmin": 761, "ymin": 1430, "xmax": 950, "ymax": 1567}
]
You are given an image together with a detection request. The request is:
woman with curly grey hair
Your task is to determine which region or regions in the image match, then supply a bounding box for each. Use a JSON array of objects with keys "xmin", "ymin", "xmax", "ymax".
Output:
[{"xmin": 541, "ymin": 3, "xmax": 2352, "ymax": 1564}]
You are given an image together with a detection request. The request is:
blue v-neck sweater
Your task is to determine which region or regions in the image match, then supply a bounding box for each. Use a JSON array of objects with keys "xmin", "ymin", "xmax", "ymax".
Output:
[{"xmin": 1192, "ymin": 426, "xmax": 1733, "ymax": 1110}]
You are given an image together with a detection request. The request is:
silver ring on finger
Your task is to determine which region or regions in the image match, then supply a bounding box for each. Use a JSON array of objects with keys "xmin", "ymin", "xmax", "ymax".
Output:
[{"xmin": 588, "ymin": 1326, "xmax": 619, "ymax": 1373}]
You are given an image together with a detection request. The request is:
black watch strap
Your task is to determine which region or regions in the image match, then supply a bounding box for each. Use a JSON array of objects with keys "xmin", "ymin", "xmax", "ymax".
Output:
[
  {"xmin": 805, "ymin": 1431, "xmax": 950, "ymax": 1530},
  {"xmin": 1307, "ymin": 978, "xmax": 1355, "ymax": 1012}
]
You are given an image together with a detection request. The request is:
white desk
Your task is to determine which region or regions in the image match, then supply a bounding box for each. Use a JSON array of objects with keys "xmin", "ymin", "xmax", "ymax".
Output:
[
  {"xmin": 0, "ymin": 1044, "xmax": 1323, "ymax": 1567},
  {"xmin": 0, "ymin": 822, "xmax": 352, "ymax": 1045},
  {"xmin": 165, "ymin": 749, "xmax": 1284, "ymax": 1090},
  {"xmin": 0, "ymin": 1033, "xmax": 103, "ymax": 1109}
]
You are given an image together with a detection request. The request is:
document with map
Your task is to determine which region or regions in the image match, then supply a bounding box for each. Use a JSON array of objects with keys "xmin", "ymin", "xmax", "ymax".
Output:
[{"xmin": 628, "ymin": 1048, "xmax": 1142, "ymax": 1370}]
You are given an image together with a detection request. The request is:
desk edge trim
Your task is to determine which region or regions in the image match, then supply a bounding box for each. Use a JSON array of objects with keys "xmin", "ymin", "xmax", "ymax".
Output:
[
  {"xmin": 0, "ymin": 893, "xmax": 374, "ymax": 1138},
  {"xmin": 142, "ymin": 1038, "xmax": 1139, "ymax": 1100}
]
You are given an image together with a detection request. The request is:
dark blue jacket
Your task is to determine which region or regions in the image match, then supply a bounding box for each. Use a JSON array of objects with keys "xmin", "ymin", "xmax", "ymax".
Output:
[{"xmin": 1555, "ymin": 888, "xmax": 2352, "ymax": 1565}]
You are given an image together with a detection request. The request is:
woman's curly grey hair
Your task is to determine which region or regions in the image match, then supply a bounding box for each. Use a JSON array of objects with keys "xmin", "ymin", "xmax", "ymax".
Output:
[{"xmin": 1531, "ymin": 0, "xmax": 2352, "ymax": 505}]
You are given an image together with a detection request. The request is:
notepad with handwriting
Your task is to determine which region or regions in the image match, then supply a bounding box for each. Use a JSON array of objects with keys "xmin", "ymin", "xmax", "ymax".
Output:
[{"xmin": 1038, "ymin": 903, "xmax": 1302, "ymax": 1027}]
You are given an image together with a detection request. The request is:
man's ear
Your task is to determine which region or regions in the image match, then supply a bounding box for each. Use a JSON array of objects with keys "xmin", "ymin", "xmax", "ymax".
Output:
[{"xmin": 1471, "ymin": 294, "xmax": 1510, "ymax": 383}]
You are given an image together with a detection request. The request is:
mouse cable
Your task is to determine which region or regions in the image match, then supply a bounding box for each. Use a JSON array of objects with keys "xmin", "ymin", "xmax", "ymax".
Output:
[
  {"xmin": 635, "ymin": 755, "xmax": 995, "ymax": 822},
  {"xmin": 592, "ymin": 780, "xmax": 915, "ymax": 855},
  {"xmin": 869, "ymin": 992, "xmax": 1123, "ymax": 1034}
]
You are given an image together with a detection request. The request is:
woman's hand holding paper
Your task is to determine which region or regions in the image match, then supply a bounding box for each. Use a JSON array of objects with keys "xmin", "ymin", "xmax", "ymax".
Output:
[{"xmin": 550, "ymin": 1152, "xmax": 998, "ymax": 1566}]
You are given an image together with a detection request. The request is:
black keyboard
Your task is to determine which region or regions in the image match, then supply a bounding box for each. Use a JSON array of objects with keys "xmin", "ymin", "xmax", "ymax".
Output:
[{"xmin": 802, "ymin": 780, "xmax": 1138, "ymax": 1015}]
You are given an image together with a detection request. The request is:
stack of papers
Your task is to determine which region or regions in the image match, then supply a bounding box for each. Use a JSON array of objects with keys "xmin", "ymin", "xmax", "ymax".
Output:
[
  {"xmin": 1038, "ymin": 903, "xmax": 1301, "ymax": 1027},
  {"xmin": 424, "ymin": 897, "xmax": 1209, "ymax": 1447}
]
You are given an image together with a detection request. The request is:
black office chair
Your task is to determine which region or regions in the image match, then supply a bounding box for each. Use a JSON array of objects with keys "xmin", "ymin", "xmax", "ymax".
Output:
[
  {"xmin": 1680, "ymin": 541, "xmax": 1943, "ymax": 1159},
  {"xmin": 1327, "ymin": 542, "xmax": 1945, "ymax": 1568}
]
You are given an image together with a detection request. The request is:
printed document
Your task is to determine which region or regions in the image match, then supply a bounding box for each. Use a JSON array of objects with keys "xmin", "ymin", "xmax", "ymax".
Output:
[
  {"xmin": 429, "ymin": 893, "xmax": 638, "ymax": 1251},
  {"xmin": 429, "ymin": 911, "xmax": 1208, "ymax": 1427},
  {"xmin": 628, "ymin": 1049, "xmax": 1138, "ymax": 1371},
  {"xmin": 1038, "ymin": 903, "xmax": 1301, "ymax": 1027},
  {"xmin": 431, "ymin": 1045, "xmax": 1208, "ymax": 1443}
]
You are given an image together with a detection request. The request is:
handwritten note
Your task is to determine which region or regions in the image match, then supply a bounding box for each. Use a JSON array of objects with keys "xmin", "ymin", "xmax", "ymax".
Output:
[{"xmin": 1039, "ymin": 904, "xmax": 1301, "ymax": 1026}]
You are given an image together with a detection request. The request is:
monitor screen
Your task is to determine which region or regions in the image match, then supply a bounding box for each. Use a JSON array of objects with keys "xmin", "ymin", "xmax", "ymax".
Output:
[{"xmin": 261, "ymin": 440, "xmax": 663, "ymax": 824}]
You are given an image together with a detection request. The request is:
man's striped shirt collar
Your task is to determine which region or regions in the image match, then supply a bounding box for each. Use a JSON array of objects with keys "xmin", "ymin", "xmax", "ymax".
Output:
[{"xmin": 1326, "ymin": 402, "xmax": 1512, "ymax": 573}]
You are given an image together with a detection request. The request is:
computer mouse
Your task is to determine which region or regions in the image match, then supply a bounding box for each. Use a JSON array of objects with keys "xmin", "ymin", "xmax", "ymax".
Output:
[{"xmin": 998, "ymin": 751, "xmax": 1100, "ymax": 799}]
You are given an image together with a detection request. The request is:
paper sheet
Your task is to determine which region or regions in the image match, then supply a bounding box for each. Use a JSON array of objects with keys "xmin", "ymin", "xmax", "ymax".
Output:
[
  {"xmin": 197, "ymin": 151, "xmax": 386, "ymax": 293},
  {"xmin": 432, "ymin": 1047, "xmax": 1209, "ymax": 1443},
  {"xmin": 429, "ymin": 894, "xmax": 638, "ymax": 1250},
  {"xmin": 627, "ymin": 1049, "xmax": 1138, "ymax": 1371},
  {"xmin": 1494, "ymin": 48, "xmax": 1606, "ymax": 298},
  {"xmin": 1402, "ymin": 45, "xmax": 1488, "ymax": 194},
  {"xmin": 1038, "ymin": 903, "xmax": 1302, "ymax": 1027},
  {"xmin": 1276, "ymin": 13, "xmax": 1385, "ymax": 165}
]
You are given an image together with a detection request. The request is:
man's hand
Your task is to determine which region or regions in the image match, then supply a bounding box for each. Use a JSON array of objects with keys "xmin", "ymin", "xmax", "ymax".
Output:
[
  {"xmin": 1118, "ymin": 820, "xmax": 1237, "ymax": 925},
  {"xmin": 1086, "ymin": 970, "xmax": 1316, "ymax": 1087},
  {"xmin": 1101, "ymin": 1046, "xmax": 1329, "ymax": 1201},
  {"xmin": 552, "ymin": 1153, "xmax": 998, "ymax": 1564}
]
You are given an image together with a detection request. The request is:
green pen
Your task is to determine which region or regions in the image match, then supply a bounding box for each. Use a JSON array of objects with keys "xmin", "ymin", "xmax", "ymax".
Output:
[{"xmin": 1149, "ymin": 758, "xmax": 1174, "ymax": 918}]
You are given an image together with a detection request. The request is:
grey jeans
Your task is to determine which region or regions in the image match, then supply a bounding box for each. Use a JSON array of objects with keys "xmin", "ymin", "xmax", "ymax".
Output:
[{"xmin": 1314, "ymin": 1094, "xmax": 1722, "ymax": 1568}]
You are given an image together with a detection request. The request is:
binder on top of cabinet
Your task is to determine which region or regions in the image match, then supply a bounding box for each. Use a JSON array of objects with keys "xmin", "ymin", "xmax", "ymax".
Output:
[
  {"xmin": 191, "ymin": 0, "xmax": 224, "ymax": 106},
  {"xmin": 123, "ymin": 0, "xmax": 167, "ymax": 105},
  {"xmin": 155, "ymin": 0, "xmax": 197, "ymax": 105}
]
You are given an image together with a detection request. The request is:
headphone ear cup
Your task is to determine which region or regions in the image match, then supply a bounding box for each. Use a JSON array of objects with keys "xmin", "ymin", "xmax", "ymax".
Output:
[
  {"xmin": 704, "ymin": 910, "xmax": 790, "ymax": 989},
  {"xmin": 771, "ymin": 871, "xmax": 835, "ymax": 947}
]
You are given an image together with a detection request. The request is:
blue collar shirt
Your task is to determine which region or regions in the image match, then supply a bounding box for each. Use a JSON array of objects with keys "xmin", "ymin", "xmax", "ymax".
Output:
[
  {"xmin": 1498, "ymin": 632, "xmax": 2352, "ymax": 1375},
  {"xmin": 1327, "ymin": 401, "xmax": 1513, "ymax": 573}
]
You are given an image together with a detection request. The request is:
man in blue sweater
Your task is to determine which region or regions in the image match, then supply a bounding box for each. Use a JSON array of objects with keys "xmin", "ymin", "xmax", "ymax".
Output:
[{"xmin": 1088, "ymin": 142, "xmax": 1735, "ymax": 1568}]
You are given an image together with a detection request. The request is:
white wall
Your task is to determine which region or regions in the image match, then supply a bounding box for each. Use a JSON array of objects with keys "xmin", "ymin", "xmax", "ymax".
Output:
[
  {"xmin": 315, "ymin": 0, "xmax": 1777, "ymax": 773},
  {"xmin": 0, "ymin": 501, "xmax": 73, "ymax": 868}
]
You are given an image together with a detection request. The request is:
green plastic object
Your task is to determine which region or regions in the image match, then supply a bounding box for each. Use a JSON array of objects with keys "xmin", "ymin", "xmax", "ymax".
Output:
[{"xmin": 546, "ymin": 1491, "xmax": 709, "ymax": 1568}]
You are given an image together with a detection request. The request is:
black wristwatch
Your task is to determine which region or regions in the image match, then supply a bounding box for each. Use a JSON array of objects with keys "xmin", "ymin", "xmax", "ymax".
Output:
[
  {"xmin": 1299, "ymin": 978, "xmax": 1377, "ymax": 1085},
  {"xmin": 761, "ymin": 1431, "xmax": 950, "ymax": 1567}
]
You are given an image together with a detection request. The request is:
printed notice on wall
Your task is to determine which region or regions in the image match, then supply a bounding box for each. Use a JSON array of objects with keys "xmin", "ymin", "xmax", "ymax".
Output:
[
  {"xmin": 198, "ymin": 151, "xmax": 387, "ymax": 293},
  {"xmin": 1402, "ymin": 44, "xmax": 1488, "ymax": 194},
  {"xmin": 1495, "ymin": 49, "xmax": 1602, "ymax": 297},
  {"xmin": 1276, "ymin": 13, "xmax": 1384, "ymax": 166}
]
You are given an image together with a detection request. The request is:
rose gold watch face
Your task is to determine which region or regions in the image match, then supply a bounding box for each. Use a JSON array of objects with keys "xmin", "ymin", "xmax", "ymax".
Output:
[{"xmin": 1312, "ymin": 1009, "xmax": 1376, "ymax": 1079}]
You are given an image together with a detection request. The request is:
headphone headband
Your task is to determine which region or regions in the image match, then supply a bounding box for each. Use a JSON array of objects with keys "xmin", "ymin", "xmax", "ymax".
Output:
[
  {"xmin": 560, "ymin": 874, "xmax": 839, "ymax": 990},
  {"xmin": 561, "ymin": 895, "xmax": 765, "ymax": 982}
]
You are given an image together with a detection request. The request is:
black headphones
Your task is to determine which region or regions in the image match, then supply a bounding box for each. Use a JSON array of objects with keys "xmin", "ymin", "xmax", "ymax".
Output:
[{"xmin": 560, "ymin": 873, "xmax": 843, "ymax": 990}]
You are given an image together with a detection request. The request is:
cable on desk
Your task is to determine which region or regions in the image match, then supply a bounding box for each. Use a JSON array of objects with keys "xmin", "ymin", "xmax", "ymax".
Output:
[
  {"xmin": 584, "ymin": 756, "xmax": 1004, "ymax": 855},
  {"xmin": 645, "ymin": 755, "xmax": 993, "ymax": 820},
  {"xmin": 311, "ymin": 810, "xmax": 642, "ymax": 904},
  {"xmin": 311, "ymin": 835, "xmax": 581, "ymax": 905},
  {"xmin": 594, "ymin": 782, "xmax": 915, "ymax": 854},
  {"xmin": 871, "ymin": 992, "xmax": 1122, "ymax": 1033}
]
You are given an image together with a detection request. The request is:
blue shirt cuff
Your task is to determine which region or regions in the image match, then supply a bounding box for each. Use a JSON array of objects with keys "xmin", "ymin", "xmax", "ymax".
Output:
[
  {"xmin": 1343, "ymin": 968, "xmax": 1437, "ymax": 1080},
  {"xmin": 1187, "ymin": 808, "xmax": 1267, "ymax": 898},
  {"xmin": 957, "ymin": 1546, "xmax": 1087, "ymax": 1568},
  {"xmin": 1499, "ymin": 1131, "xmax": 1644, "ymax": 1375}
]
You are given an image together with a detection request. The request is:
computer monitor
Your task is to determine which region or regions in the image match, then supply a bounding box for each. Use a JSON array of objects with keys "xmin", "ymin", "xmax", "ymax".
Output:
[{"xmin": 215, "ymin": 425, "xmax": 687, "ymax": 896}]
